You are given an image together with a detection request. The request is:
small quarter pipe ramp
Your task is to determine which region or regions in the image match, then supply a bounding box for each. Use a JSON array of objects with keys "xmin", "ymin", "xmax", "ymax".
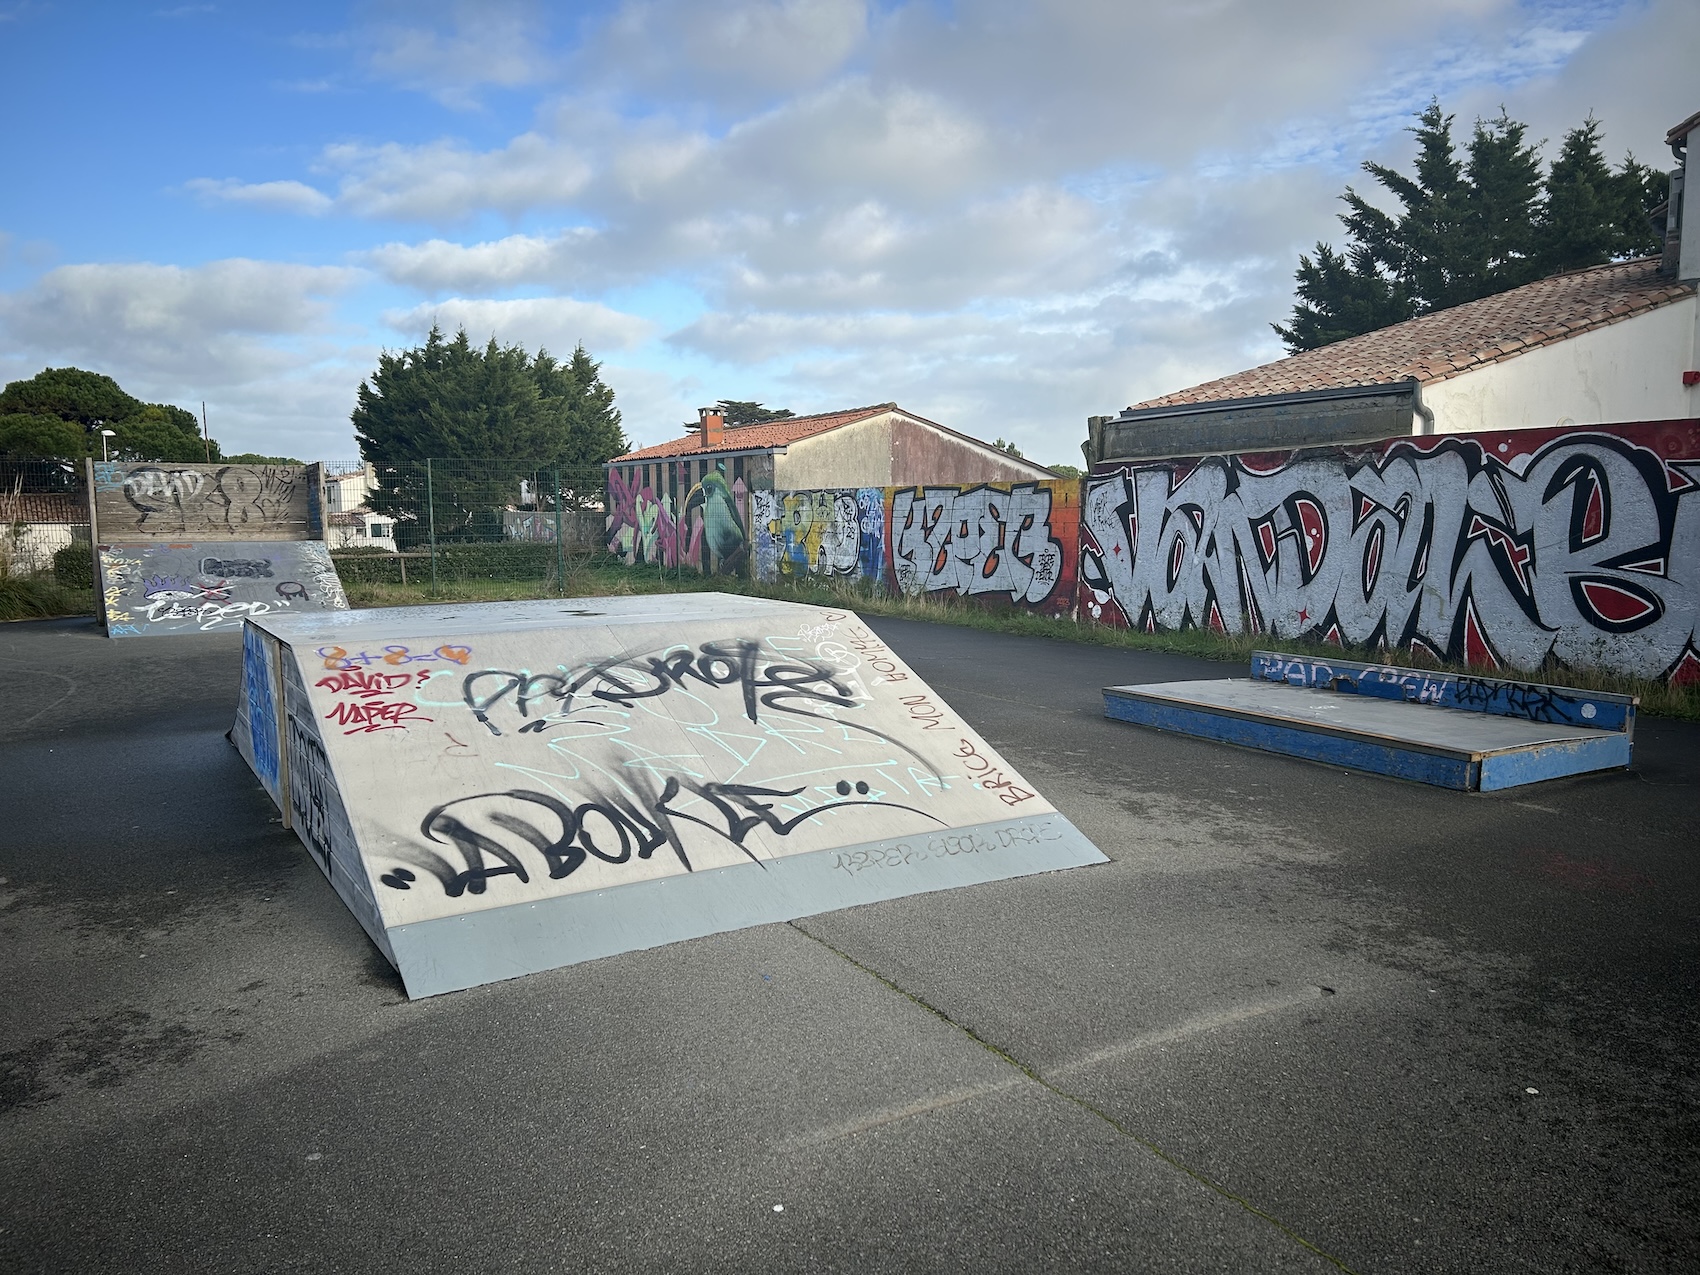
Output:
[
  {"xmin": 100, "ymin": 541, "xmax": 348, "ymax": 636},
  {"xmin": 235, "ymin": 594, "xmax": 1105, "ymax": 997}
]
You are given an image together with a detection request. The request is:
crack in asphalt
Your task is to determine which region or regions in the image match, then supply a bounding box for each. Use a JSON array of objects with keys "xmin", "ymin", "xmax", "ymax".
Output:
[{"xmin": 789, "ymin": 918, "xmax": 1361, "ymax": 1275}]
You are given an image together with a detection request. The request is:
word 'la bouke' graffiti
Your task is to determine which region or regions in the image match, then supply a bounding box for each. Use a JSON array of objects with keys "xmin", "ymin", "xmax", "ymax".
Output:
[
  {"xmin": 1081, "ymin": 431, "xmax": 1700, "ymax": 682},
  {"xmin": 292, "ymin": 613, "xmax": 1056, "ymax": 928}
]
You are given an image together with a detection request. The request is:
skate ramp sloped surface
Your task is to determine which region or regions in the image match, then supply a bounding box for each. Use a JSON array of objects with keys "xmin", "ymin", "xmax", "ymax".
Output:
[
  {"xmin": 239, "ymin": 594, "xmax": 1105, "ymax": 996},
  {"xmin": 100, "ymin": 540, "xmax": 348, "ymax": 637}
]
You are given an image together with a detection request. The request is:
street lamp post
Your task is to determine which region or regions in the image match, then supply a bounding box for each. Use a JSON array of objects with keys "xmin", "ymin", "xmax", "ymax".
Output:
[{"xmin": 99, "ymin": 429, "xmax": 116, "ymax": 462}]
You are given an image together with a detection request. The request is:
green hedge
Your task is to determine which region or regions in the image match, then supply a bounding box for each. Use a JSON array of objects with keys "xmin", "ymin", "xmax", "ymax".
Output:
[
  {"xmin": 332, "ymin": 543, "xmax": 565, "ymax": 583},
  {"xmin": 53, "ymin": 539, "xmax": 93, "ymax": 589}
]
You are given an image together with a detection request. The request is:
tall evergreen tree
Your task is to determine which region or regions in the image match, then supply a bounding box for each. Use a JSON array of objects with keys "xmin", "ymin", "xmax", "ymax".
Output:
[
  {"xmin": 1276, "ymin": 104, "xmax": 1671, "ymax": 353},
  {"xmin": 1462, "ymin": 110, "xmax": 1544, "ymax": 293},
  {"xmin": 1271, "ymin": 243, "xmax": 1409, "ymax": 352},
  {"xmin": 352, "ymin": 326, "xmax": 629, "ymax": 533},
  {"xmin": 1536, "ymin": 117, "xmax": 1625, "ymax": 274},
  {"xmin": 1535, "ymin": 118, "xmax": 1669, "ymax": 273},
  {"xmin": 353, "ymin": 326, "xmax": 627, "ymax": 465}
]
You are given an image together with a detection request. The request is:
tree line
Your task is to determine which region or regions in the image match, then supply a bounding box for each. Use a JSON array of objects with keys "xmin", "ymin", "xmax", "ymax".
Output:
[
  {"xmin": 0, "ymin": 368, "xmax": 253, "ymax": 463},
  {"xmin": 1276, "ymin": 104, "xmax": 1669, "ymax": 352}
]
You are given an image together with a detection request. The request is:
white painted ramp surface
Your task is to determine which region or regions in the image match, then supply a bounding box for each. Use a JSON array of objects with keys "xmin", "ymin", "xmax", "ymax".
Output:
[
  {"xmin": 242, "ymin": 595, "xmax": 1105, "ymax": 996},
  {"xmin": 1132, "ymin": 679, "xmax": 1612, "ymax": 754}
]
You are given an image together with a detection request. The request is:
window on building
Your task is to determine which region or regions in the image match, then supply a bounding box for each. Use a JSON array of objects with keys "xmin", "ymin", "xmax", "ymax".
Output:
[{"xmin": 369, "ymin": 522, "xmax": 390, "ymax": 538}]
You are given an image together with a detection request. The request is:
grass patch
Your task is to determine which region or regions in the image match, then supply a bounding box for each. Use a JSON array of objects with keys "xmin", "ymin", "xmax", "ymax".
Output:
[
  {"xmin": 332, "ymin": 558, "xmax": 1700, "ymax": 721},
  {"xmin": 0, "ymin": 575, "xmax": 94, "ymax": 622}
]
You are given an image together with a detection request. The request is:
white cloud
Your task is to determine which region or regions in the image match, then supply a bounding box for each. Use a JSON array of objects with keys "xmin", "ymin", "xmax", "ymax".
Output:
[
  {"xmin": 43, "ymin": 0, "xmax": 1692, "ymax": 465},
  {"xmin": 382, "ymin": 296, "xmax": 656, "ymax": 354},
  {"xmin": 0, "ymin": 259, "xmax": 365, "ymax": 459},
  {"xmin": 186, "ymin": 177, "xmax": 334, "ymax": 215},
  {"xmin": 0, "ymin": 259, "xmax": 356, "ymax": 371},
  {"xmin": 594, "ymin": 0, "xmax": 868, "ymax": 109},
  {"xmin": 363, "ymin": 229, "xmax": 597, "ymax": 291},
  {"xmin": 361, "ymin": 0, "xmax": 554, "ymax": 109},
  {"xmin": 321, "ymin": 132, "xmax": 592, "ymax": 222}
]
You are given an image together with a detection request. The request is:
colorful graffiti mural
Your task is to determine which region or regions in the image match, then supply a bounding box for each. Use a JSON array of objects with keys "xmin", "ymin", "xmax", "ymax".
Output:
[
  {"xmin": 751, "ymin": 488, "xmax": 886, "ymax": 585},
  {"xmin": 749, "ymin": 480, "xmax": 1079, "ymax": 616},
  {"xmin": 1081, "ymin": 423, "xmax": 1700, "ymax": 683},
  {"xmin": 606, "ymin": 465, "xmax": 749, "ymax": 575},
  {"xmin": 890, "ymin": 482, "xmax": 1077, "ymax": 613}
]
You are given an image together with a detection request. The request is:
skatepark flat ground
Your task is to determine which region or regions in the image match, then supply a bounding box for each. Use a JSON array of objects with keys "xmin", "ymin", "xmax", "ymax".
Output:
[{"xmin": 2, "ymin": 611, "xmax": 1696, "ymax": 1273}]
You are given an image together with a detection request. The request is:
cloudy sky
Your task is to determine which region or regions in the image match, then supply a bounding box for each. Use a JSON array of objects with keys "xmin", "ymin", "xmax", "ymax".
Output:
[{"xmin": 1, "ymin": 1, "xmax": 1694, "ymax": 465}]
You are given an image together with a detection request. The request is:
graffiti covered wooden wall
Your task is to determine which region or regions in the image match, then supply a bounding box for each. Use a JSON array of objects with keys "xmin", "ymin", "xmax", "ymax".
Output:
[
  {"xmin": 91, "ymin": 461, "xmax": 320, "ymax": 541},
  {"xmin": 1081, "ymin": 421, "xmax": 1700, "ymax": 683}
]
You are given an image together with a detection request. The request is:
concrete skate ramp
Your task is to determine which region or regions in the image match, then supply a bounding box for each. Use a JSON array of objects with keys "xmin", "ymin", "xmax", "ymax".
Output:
[
  {"xmin": 235, "ymin": 594, "xmax": 1106, "ymax": 997},
  {"xmin": 100, "ymin": 541, "xmax": 348, "ymax": 637}
]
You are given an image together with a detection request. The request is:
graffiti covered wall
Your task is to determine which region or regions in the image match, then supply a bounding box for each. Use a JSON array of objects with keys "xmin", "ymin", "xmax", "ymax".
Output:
[
  {"xmin": 752, "ymin": 480, "xmax": 1080, "ymax": 616},
  {"xmin": 92, "ymin": 461, "xmax": 319, "ymax": 540},
  {"xmin": 1082, "ymin": 422, "xmax": 1700, "ymax": 683},
  {"xmin": 751, "ymin": 488, "xmax": 886, "ymax": 585},
  {"xmin": 605, "ymin": 463, "xmax": 750, "ymax": 575},
  {"xmin": 889, "ymin": 481, "xmax": 1078, "ymax": 615}
]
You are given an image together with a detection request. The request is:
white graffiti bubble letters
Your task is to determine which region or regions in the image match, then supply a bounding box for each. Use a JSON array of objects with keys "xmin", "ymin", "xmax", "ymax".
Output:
[
  {"xmin": 891, "ymin": 483, "xmax": 1064, "ymax": 605},
  {"xmin": 1083, "ymin": 433, "xmax": 1699, "ymax": 680}
]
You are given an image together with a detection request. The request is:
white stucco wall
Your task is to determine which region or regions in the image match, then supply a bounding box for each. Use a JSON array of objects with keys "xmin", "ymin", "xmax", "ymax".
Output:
[
  {"xmin": 1422, "ymin": 294, "xmax": 1699, "ymax": 433},
  {"xmin": 775, "ymin": 415, "xmax": 895, "ymax": 488},
  {"xmin": 776, "ymin": 411, "xmax": 1056, "ymax": 488}
]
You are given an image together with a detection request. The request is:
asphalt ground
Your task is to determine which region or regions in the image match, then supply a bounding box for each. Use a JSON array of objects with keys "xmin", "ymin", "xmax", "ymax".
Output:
[{"xmin": 1, "ymin": 611, "xmax": 1696, "ymax": 1273}]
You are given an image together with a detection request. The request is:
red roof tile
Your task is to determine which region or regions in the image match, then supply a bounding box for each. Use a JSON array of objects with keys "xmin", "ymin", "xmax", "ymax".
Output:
[
  {"xmin": 0, "ymin": 491, "xmax": 85, "ymax": 523},
  {"xmin": 1131, "ymin": 258, "xmax": 1695, "ymax": 411},
  {"xmin": 611, "ymin": 404, "xmax": 904, "ymax": 463}
]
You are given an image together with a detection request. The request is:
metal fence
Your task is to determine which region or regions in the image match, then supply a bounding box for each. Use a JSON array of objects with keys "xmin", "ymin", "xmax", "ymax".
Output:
[
  {"xmin": 327, "ymin": 459, "xmax": 611, "ymax": 591},
  {"xmin": 0, "ymin": 458, "xmax": 92, "ymax": 583}
]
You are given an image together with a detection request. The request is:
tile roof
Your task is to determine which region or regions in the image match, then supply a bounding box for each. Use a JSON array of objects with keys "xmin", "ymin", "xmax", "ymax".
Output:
[
  {"xmin": 1130, "ymin": 258, "xmax": 1696, "ymax": 411},
  {"xmin": 611, "ymin": 404, "xmax": 902, "ymax": 463},
  {"xmin": 0, "ymin": 491, "xmax": 86, "ymax": 523}
]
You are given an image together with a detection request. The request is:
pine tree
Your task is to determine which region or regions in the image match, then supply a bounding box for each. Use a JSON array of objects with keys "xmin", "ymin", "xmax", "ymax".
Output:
[
  {"xmin": 1276, "ymin": 104, "xmax": 1671, "ymax": 353},
  {"xmin": 714, "ymin": 400, "xmax": 794, "ymax": 425},
  {"xmin": 1463, "ymin": 110, "xmax": 1544, "ymax": 293},
  {"xmin": 1271, "ymin": 243, "xmax": 1411, "ymax": 352},
  {"xmin": 353, "ymin": 326, "xmax": 630, "ymax": 534},
  {"xmin": 1536, "ymin": 118, "xmax": 1625, "ymax": 274}
]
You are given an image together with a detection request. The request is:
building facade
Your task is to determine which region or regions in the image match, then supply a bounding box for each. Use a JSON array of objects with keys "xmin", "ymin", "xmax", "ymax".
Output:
[{"xmin": 606, "ymin": 403, "xmax": 1056, "ymax": 573}]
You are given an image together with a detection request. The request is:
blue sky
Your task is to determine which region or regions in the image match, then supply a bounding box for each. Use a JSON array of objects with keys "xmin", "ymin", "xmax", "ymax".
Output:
[{"xmin": 1, "ymin": 0, "xmax": 1694, "ymax": 464}]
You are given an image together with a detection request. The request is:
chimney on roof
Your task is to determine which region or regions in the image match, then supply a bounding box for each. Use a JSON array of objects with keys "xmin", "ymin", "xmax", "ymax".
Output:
[
  {"xmin": 1663, "ymin": 108, "xmax": 1700, "ymax": 281},
  {"xmin": 698, "ymin": 406, "xmax": 725, "ymax": 449}
]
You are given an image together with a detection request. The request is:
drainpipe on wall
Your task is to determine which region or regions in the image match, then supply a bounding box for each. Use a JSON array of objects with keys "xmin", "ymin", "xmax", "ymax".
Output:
[{"xmin": 1410, "ymin": 379, "xmax": 1435, "ymax": 436}]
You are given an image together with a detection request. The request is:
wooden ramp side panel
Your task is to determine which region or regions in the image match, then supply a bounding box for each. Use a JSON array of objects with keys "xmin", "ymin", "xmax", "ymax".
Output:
[
  {"xmin": 100, "ymin": 541, "xmax": 349, "ymax": 637},
  {"xmin": 1478, "ymin": 733, "xmax": 1632, "ymax": 790}
]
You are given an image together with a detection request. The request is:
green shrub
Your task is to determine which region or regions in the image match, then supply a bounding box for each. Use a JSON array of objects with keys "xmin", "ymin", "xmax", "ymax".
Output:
[
  {"xmin": 435, "ymin": 542, "xmax": 558, "ymax": 580},
  {"xmin": 53, "ymin": 539, "xmax": 93, "ymax": 589},
  {"xmin": 330, "ymin": 552, "xmax": 409, "ymax": 584},
  {"xmin": 0, "ymin": 575, "xmax": 88, "ymax": 621}
]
